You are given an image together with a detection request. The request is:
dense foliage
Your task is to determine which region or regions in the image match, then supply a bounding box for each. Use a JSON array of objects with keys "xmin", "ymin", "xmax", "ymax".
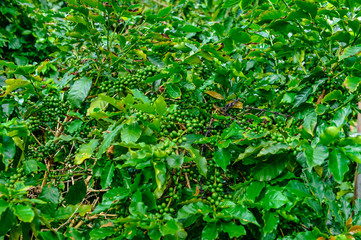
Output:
[{"xmin": 2, "ymin": 0, "xmax": 361, "ymax": 239}]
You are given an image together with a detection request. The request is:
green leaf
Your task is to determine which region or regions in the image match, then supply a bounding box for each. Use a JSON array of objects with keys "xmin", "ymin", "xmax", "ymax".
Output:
[
  {"xmin": 166, "ymin": 84, "xmax": 181, "ymax": 98},
  {"xmin": 132, "ymin": 89, "xmax": 151, "ymax": 103},
  {"xmin": 74, "ymin": 139, "xmax": 99, "ymax": 165},
  {"xmin": 221, "ymin": 205, "xmax": 258, "ymax": 225},
  {"xmin": 148, "ymin": 55, "xmax": 165, "ymax": 68},
  {"xmin": 263, "ymin": 212, "xmax": 279, "ymax": 234},
  {"xmin": 294, "ymin": 87, "xmax": 312, "ymax": 107},
  {"xmin": 65, "ymin": 180, "xmax": 87, "ymax": 204},
  {"xmin": 222, "ymin": 221, "xmax": 246, "ymax": 238},
  {"xmin": 202, "ymin": 222, "xmax": 219, "ymax": 240},
  {"xmin": 340, "ymin": 45, "xmax": 361, "ymax": 60},
  {"xmin": 167, "ymin": 154, "xmax": 184, "ymax": 169},
  {"xmin": 0, "ymin": 209, "xmax": 16, "ymax": 236},
  {"xmin": 0, "ymin": 135, "xmax": 16, "ymax": 167},
  {"xmin": 258, "ymin": 10, "xmax": 286, "ymax": 21},
  {"xmin": 343, "ymin": 76, "xmax": 361, "ymax": 92},
  {"xmin": 303, "ymin": 110, "xmax": 317, "ymax": 136},
  {"xmin": 322, "ymin": 90, "xmax": 343, "ymax": 102},
  {"xmin": 295, "ymin": 0, "xmax": 318, "ymax": 18},
  {"xmin": 13, "ymin": 204, "xmax": 34, "ymax": 222},
  {"xmin": 304, "ymin": 144, "xmax": 329, "ymax": 170},
  {"xmin": 229, "ymin": 29, "xmax": 251, "ymax": 44},
  {"xmin": 214, "ymin": 148, "xmax": 231, "ymax": 171},
  {"xmin": 252, "ymin": 157, "xmax": 287, "ymax": 181},
  {"xmin": 239, "ymin": 0, "xmax": 253, "ymax": 10},
  {"xmin": 129, "ymin": 190, "xmax": 147, "ymax": 216},
  {"xmin": 93, "ymin": 187, "xmax": 129, "ymax": 214},
  {"xmin": 245, "ymin": 181, "xmax": 265, "ymax": 202},
  {"xmin": 121, "ymin": 122, "xmax": 142, "ymax": 143},
  {"xmin": 101, "ymin": 164, "xmax": 115, "ymax": 189},
  {"xmin": 333, "ymin": 104, "xmax": 352, "ymax": 128},
  {"xmin": 3, "ymin": 78, "xmax": 30, "ymax": 97},
  {"xmin": 154, "ymin": 161, "xmax": 167, "ymax": 198},
  {"xmin": 154, "ymin": 96, "xmax": 167, "ymax": 116},
  {"xmin": 181, "ymin": 25, "xmax": 202, "ymax": 32},
  {"xmin": 68, "ymin": 77, "xmax": 92, "ymax": 108},
  {"xmin": 177, "ymin": 202, "xmax": 212, "ymax": 220},
  {"xmin": 158, "ymin": 5, "xmax": 172, "ymax": 17},
  {"xmin": 0, "ymin": 199, "xmax": 9, "ymax": 215},
  {"xmin": 222, "ymin": 0, "xmax": 240, "ymax": 8},
  {"xmin": 90, "ymin": 228, "xmax": 115, "ymax": 240},
  {"xmin": 38, "ymin": 185, "xmax": 60, "ymax": 204},
  {"xmin": 96, "ymin": 123, "xmax": 122, "ymax": 158},
  {"xmin": 257, "ymin": 143, "xmax": 289, "ymax": 157},
  {"xmin": 262, "ymin": 188, "xmax": 289, "ymax": 210},
  {"xmin": 183, "ymin": 145, "xmax": 207, "ymax": 177},
  {"xmin": 285, "ymin": 180, "xmax": 311, "ymax": 198},
  {"xmin": 329, "ymin": 148, "xmax": 350, "ymax": 183},
  {"xmin": 160, "ymin": 219, "xmax": 187, "ymax": 238}
]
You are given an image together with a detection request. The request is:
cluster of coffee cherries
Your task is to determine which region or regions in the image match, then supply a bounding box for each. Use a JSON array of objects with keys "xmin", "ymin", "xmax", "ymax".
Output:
[
  {"xmin": 27, "ymin": 116, "xmax": 41, "ymax": 132},
  {"xmin": 98, "ymin": 65, "xmax": 160, "ymax": 94},
  {"xmin": 26, "ymin": 141, "xmax": 59, "ymax": 161},
  {"xmin": 36, "ymin": 96, "xmax": 69, "ymax": 125},
  {"xmin": 160, "ymin": 107, "xmax": 209, "ymax": 139},
  {"xmin": 5, "ymin": 168, "xmax": 26, "ymax": 188}
]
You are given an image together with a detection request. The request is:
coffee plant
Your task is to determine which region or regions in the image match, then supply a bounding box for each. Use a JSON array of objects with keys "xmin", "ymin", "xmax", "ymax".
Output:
[{"xmin": 2, "ymin": 0, "xmax": 361, "ymax": 239}]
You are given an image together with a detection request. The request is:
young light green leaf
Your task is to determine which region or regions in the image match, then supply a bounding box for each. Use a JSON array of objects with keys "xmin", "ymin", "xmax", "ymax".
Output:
[
  {"xmin": 74, "ymin": 139, "xmax": 99, "ymax": 165},
  {"xmin": 154, "ymin": 96, "xmax": 167, "ymax": 116},
  {"xmin": 343, "ymin": 76, "xmax": 361, "ymax": 92},
  {"xmin": 214, "ymin": 148, "xmax": 231, "ymax": 171},
  {"xmin": 121, "ymin": 123, "xmax": 142, "ymax": 144}
]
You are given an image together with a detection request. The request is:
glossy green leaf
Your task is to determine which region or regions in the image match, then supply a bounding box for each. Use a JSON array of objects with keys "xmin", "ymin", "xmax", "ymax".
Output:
[
  {"xmin": 304, "ymin": 144, "xmax": 329, "ymax": 170},
  {"xmin": 96, "ymin": 124, "xmax": 122, "ymax": 158},
  {"xmin": 166, "ymin": 84, "xmax": 181, "ymax": 98},
  {"xmin": 202, "ymin": 222, "xmax": 219, "ymax": 240},
  {"xmin": 0, "ymin": 208, "xmax": 16, "ymax": 236},
  {"xmin": 38, "ymin": 185, "xmax": 60, "ymax": 204},
  {"xmin": 154, "ymin": 96, "xmax": 167, "ymax": 116},
  {"xmin": 303, "ymin": 110, "xmax": 317, "ymax": 136},
  {"xmin": 221, "ymin": 205, "xmax": 258, "ymax": 225},
  {"xmin": 230, "ymin": 29, "xmax": 251, "ymax": 44},
  {"xmin": 222, "ymin": 221, "xmax": 246, "ymax": 238},
  {"xmin": 13, "ymin": 204, "xmax": 34, "ymax": 222},
  {"xmin": 263, "ymin": 212, "xmax": 279, "ymax": 234},
  {"xmin": 262, "ymin": 188, "xmax": 289, "ymax": 210},
  {"xmin": 101, "ymin": 163, "xmax": 115, "ymax": 189},
  {"xmin": 214, "ymin": 148, "xmax": 231, "ymax": 171},
  {"xmin": 68, "ymin": 77, "xmax": 92, "ymax": 108},
  {"xmin": 89, "ymin": 228, "xmax": 115, "ymax": 240},
  {"xmin": 167, "ymin": 154, "xmax": 184, "ymax": 169},
  {"xmin": 252, "ymin": 157, "xmax": 287, "ymax": 181},
  {"xmin": 0, "ymin": 199, "xmax": 9, "ymax": 215},
  {"xmin": 177, "ymin": 202, "xmax": 212, "ymax": 220},
  {"xmin": 329, "ymin": 148, "xmax": 350, "ymax": 183},
  {"xmin": 295, "ymin": 0, "xmax": 318, "ymax": 18},
  {"xmin": 121, "ymin": 122, "xmax": 142, "ymax": 144}
]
